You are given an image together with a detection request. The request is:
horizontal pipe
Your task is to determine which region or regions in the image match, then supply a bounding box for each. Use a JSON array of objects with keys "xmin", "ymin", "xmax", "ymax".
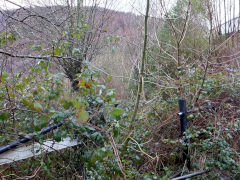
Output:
[
  {"xmin": 0, "ymin": 121, "xmax": 64, "ymax": 155},
  {"xmin": 172, "ymin": 170, "xmax": 209, "ymax": 180}
]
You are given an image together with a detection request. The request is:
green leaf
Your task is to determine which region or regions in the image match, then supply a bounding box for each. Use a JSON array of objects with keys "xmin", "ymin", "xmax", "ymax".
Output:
[
  {"xmin": 227, "ymin": 133, "xmax": 233, "ymax": 139},
  {"xmin": 0, "ymin": 112, "xmax": 8, "ymax": 121},
  {"xmin": 136, "ymin": 156, "xmax": 141, "ymax": 162},
  {"xmin": 31, "ymin": 44, "xmax": 42, "ymax": 51},
  {"xmin": 86, "ymin": 126, "xmax": 95, "ymax": 131},
  {"xmin": 76, "ymin": 110, "xmax": 89, "ymax": 123},
  {"xmin": 77, "ymin": 32, "xmax": 83, "ymax": 39},
  {"xmin": 72, "ymin": 48, "xmax": 80, "ymax": 55},
  {"xmin": 54, "ymin": 47, "xmax": 61, "ymax": 56},
  {"xmin": 72, "ymin": 99, "xmax": 82, "ymax": 109},
  {"xmin": 107, "ymin": 75, "xmax": 112, "ymax": 82},
  {"xmin": 115, "ymin": 36, "xmax": 121, "ymax": 42},
  {"xmin": 113, "ymin": 127, "xmax": 119, "ymax": 137},
  {"xmin": 1, "ymin": 72, "xmax": 9, "ymax": 82},
  {"xmin": 33, "ymin": 102, "xmax": 43, "ymax": 113},
  {"xmin": 22, "ymin": 98, "xmax": 30, "ymax": 106},
  {"xmin": 111, "ymin": 108, "xmax": 124, "ymax": 117},
  {"xmin": 48, "ymin": 90, "xmax": 60, "ymax": 100},
  {"xmin": 112, "ymin": 47, "xmax": 116, "ymax": 53},
  {"xmin": 61, "ymin": 99, "xmax": 73, "ymax": 109},
  {"xmin": 63, "ymin": 41, "xmax": 69, "ymax": 47},
  {"xmin": 53, "ymin": 130, "xmax": 62, "ymax": 142},
  {"xmin": 28, "ymin": 42, "xmax": 34, "ymax": 47},
  {"xmin": 51, "ymin": 112, "xmax": 65, "ymax": 121},
  {"xmin": 96, "ymin": 97, "xmax": 104, "ymax": 104},
  {"xmin": 187, "ymin": 114, "xmax": 194, "ymax": 120},
  {"xmin": 34, "ymin": 124, "xmax": 41, "ymax": 132},
  {"xmin": 79, "ymin": 126, "xmax": 86, "ymax": 133},
  {"xmin": 80, "ymin": 86, "xmax": 89, "ymax": 95},
  {"xmin": 39, "ymin": 116, "xmax": 49, "ymax": 128},
  {"xmin": 106, "ymin": 89, "xmax": 115, "ymax": 97},
  {"xmin": 90, "ymin": 132, "xmax": 100, "ymax": 140}
]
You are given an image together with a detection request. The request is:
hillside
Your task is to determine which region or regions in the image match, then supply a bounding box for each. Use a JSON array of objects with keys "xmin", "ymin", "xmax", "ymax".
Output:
[{"xmin": 0, "ymin": 1, "xmax": 239, "ymax": 179}]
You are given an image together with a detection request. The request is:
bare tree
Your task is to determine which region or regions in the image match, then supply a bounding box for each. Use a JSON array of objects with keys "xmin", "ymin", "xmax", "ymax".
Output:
[
  {"xmin": 121, "ymin": 0, "xmax": 150, "ymax": 158},
  {"xmin": 0, "ymin": 0, "xmax": 118, "ymax": 89}
]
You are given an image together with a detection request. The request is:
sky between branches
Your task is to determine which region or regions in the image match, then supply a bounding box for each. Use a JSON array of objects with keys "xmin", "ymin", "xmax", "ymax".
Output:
[
  {"xmin": 0, "ymin": 0, "xmax": 239, "ymax": 24},
  {"xmin": 0, "ymin": 0, "xmax": 170, "ymax": 15}
]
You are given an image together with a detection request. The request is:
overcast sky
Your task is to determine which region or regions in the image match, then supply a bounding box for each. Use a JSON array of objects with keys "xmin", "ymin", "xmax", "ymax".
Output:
[
  {"xmin": 0, "ymin": 0, "xmax": 175, "ymax": 15},
  {"xmin": 0, "ymin": 0, "xmax": 239, "ymax": 22},
  {"xmin": 0, "ymin": 0, "xmax": 141, "ymax": 12}
]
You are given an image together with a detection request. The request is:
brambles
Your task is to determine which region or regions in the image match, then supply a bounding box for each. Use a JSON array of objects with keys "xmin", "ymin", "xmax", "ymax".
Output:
[{"xmin": 1, "ymin": 0, "xmax": 240, "ymax": 179}]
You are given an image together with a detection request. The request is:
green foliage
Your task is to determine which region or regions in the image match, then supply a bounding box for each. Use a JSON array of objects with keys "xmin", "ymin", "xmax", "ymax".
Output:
[
  {"xmin": 31, "ymin": 44, "xmax": 42, "ymax": 51},
  {"xmin": 1, "ymin": 1, "xmax": 240, "ymax": 179},
  {"xmin": 186, "ymin": 120, "xmax": 240, "ymax": 176},
  {"xmin": 76, "ymin": 110, "xmax": 89, "ymax": 122},
  {"xmin": 0, "ymin": 31, "xmax": 19, "ymax": 48},
  {"xmin": 0, "ymin": 49, "xmax": 129, "ymax": 178},
  {"xmin": 111, "ymin": 108, "xmax": 124, "ymax": 119}
]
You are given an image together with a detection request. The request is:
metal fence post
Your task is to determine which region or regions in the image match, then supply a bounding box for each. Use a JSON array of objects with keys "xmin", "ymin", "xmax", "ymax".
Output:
[
  {"xmin": 178, "ymin": 99, "xmax": 191, "ymax": 169},
  {"xmin": 178, "ymin": 100, "xmax": 187, "ymax": 136}
]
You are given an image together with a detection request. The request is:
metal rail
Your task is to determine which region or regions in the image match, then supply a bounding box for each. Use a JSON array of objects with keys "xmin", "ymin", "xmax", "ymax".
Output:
[
  {"xmin": 172, "ymin": 170, "xmax": 209, "ymax": 180},
  {"xmin": 0, "ymin": 121, "xmax": 64, "ymax": 155}
]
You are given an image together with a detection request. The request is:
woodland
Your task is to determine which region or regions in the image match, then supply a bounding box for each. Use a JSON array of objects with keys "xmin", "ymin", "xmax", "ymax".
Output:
[{"xmin": 0, "ymin": 0, "xmax": 239, "ymax": 179}]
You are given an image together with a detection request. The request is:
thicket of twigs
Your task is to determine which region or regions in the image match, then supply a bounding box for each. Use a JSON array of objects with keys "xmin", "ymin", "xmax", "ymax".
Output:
[{"xmin": 0, "ymin": 0, "xmax": 240, "ymax": 179}]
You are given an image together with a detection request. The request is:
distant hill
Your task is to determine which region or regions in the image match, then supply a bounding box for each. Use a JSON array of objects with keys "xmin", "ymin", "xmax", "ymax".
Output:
[
  {"xmin": 0, "ymin": 6, "xmax": 143, "ymax": 41},
  {"xmin": 0, "ymin": 5, "xmax": 144, "ymax": 76}
]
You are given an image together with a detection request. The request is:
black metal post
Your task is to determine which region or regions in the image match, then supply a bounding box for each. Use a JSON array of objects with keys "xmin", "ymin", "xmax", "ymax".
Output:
[
  {"xmin": 178, "ymin": 99, "xmax": 191, "ymax": 169},
  {"xmin": 179, "ymin": 100, "xmax": 187, "ymax": 136}
]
